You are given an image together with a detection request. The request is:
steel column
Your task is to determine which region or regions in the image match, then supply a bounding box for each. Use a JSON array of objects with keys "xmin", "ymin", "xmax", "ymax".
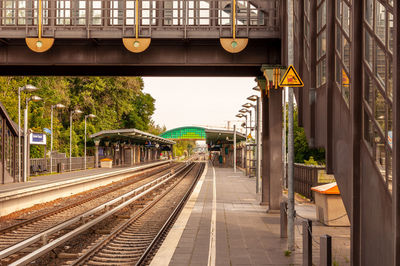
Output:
[
  {"xmin": 261, "ymin": 85, "xmax": 269, "ymax": 205},
  {"xmin": 350, "ymin": 0, "xmax": 363, "ymax": 264},
  {"xmin": 393, "ymin": 0, "xmax": 400, "ymax": 264},
  {"xmin": 268, "ymin": 88, "xmax": 283, "ymax": 211}
]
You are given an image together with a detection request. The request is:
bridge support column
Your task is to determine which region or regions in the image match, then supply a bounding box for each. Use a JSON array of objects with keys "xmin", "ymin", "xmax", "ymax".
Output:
[{"xmin": 260, "ymin": 87, "xmax": 283, "ymax": 211}]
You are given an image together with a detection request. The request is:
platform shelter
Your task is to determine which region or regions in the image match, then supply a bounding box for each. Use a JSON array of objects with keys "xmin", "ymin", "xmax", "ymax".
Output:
[
  {"xmin": 160, "ymin": 127, "xmax": 246, "ymax": 167},
  {"xmin": 90, "ymin": 129, "xmax": 175, "ymax": 168}
]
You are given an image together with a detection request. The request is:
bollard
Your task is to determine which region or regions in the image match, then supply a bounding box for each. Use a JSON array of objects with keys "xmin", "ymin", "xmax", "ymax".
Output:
[
  {"xmin": 280, "ymin": 202, "xmax": 288, "ymax": 238},
  {"xmin": 320, "ymin": 235, "xmax": 332, "ymax": 266},
  {"xmin": 302, "ymin": 219, "xmax": 312, "ymax": 266}
]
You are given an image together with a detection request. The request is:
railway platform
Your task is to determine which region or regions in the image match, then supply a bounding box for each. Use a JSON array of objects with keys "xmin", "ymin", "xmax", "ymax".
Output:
[
  {"xmin": 151, "ymin": 162, "xmax": 350, "ymax": 266},
  {"xmin": 0, "ymin": 160, "xmax": 170, "ymax": 216}
]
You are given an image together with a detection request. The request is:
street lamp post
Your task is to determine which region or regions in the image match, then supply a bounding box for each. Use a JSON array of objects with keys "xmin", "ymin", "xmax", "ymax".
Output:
[
  {"xmin": 70, "ymin": 109, "xmax": 83, "ymax": 172},
  {"xmin": 24, "ymin": 95, "xmax": 43, "ymax": 182},
  {"xmin": 50, "ymin": 103, "xmax": 65, "ymax": 173},
  {"xmin": 245, "ymin": 96, "xmax": 261, "ymax": 193},
  {"xmin": 18, "ymin": 85, "xmax": 39, "ymax": 182},
  {"xmin": 84, "ymin": 114, "xmax": 97, "ymax": 170},
  {"xmin": 240, "ymin": 108, "xmax": 251, "ymax": 176}
]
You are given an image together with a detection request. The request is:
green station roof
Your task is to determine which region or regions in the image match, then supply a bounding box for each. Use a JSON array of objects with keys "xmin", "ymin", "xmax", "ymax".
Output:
[{"xmin": 160, "ymin": 126, "xmax": 246, "ymax": 144}]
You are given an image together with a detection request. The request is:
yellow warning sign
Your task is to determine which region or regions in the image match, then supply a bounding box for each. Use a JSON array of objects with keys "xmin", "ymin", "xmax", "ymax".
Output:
[
  {"xmin": 279, "ymin": 65, "xmax": 304, "ymax": 87},
  {"xmin": 247, "ymin": 134, "xmax": 252, "ymax": 139}
]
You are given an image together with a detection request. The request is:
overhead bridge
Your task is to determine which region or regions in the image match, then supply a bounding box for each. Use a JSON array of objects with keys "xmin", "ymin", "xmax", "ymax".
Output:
[{"xmin": 0, "ymin": 0, "xmax": 284, "ymax": 76}]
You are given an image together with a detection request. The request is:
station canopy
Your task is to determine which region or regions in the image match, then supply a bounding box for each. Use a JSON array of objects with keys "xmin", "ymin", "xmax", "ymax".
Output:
[
  {"xmin": 90, "ymin": 128, "xmax": 175, "ymax": 146},
  {"xmin": 160, "ymin": 126, "xmax": 246, "ymax": 144}
]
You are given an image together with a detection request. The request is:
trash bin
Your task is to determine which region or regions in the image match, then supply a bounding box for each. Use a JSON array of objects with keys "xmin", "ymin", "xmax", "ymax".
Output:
[
  {"xmin": 311, "ymin": 182, "xmax": 350, "ymax": 226},
  {"xmin": 57, "ymin": 163, "xmax": 64, "ymax": 173}
]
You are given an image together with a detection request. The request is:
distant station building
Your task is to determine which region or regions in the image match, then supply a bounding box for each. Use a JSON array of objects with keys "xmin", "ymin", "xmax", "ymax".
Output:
[
  {"xmin": 160, "ymin": 126, "xmax": 246, "ymax": 167},
  {"xmin": 90, "ymin": 129, "xmax": 175, "ymax": 167}
]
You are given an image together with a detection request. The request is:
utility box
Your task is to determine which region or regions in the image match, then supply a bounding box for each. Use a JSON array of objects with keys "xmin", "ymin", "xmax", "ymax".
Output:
[
  {"xmin": 100, "ymin": 158, "xmax": 113, "ymax": 168},
  {"xmin": 311, "ymin": 182, "xmax": 350, "ymax": 226}
]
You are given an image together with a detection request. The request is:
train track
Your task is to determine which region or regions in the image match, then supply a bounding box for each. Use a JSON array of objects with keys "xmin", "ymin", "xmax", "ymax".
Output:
[
  {"xmin": 2, "ymin": 162, "xmax": 202, "ymax": 265},
  {"xmin": 0, "ymin": 162, "xmax": 185, "ymax": 265},
  {"xmin": 69, "ymin": 162, "xmax": 204, "ymax": 266}
]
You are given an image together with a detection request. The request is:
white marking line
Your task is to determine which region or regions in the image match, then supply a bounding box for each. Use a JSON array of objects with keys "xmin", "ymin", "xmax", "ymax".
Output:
[
  {"xmin": 208, "ymin": 164, "xmax": 217, "ymax": 266},
  {"xmin": 149, "ymin": 163, "xmax": 208, "ymax": 266}
]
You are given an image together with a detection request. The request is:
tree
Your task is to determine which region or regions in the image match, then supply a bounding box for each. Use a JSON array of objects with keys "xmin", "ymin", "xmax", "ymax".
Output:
[{"xmin": 0, "ymin": 76, "xmax": 163, "ymax": 158}]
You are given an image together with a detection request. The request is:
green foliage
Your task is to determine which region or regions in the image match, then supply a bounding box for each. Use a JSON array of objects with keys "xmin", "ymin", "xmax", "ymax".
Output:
[
  {"xmin": 0, "ymin": 76, "xmax": 161, "ymax": 158},
  {"xmin": 173, "ymin": 140, "xmax": 196, "ymax": 158},
  {"xmin": 304, "ymin": 156, "xmax": 318, "ymax": 166},
  {"xmin": 284, "ymin": 250, "xmax": 292, "ymax": 257},
  {"xmin": 285, "ymin": 105, "xmax": 325, "ymax": 165}
]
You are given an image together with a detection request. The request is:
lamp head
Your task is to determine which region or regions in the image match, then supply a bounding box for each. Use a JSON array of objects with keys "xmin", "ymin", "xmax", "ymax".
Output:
[
  {"xmin": 30, "ymin": 95, "xmax": 42, "ymax": 102},
  {"xmin": 236, "ymin": 114, "xmax": 244, "ymax": 118},
  {"xmin": 55, "ymin": 103, "xmax": 66, "ymax": 109},
  {"xmin": 22, "ymin": 84, "xmax": 39, "ymax": 92},
  {"xmin": 252, "ymin": 86, "xmax": 261, "ymax": 91},
  {"xmin": 242, "ymin": 103, "xmax": 253, "ymax": 108},
  {"xmin": 239, "ymin": 108, "xmax": 249, "ymax": 113},
  {"xmin": 87, "ymin": 114, "xmax": 97, "ymax": 119},
  {"xmin": 246, "ymin": 95, "xmax": 258, "ymax": 101},
  {"xmin": 73, "ymin": 109, "xmax": 83, "ymax": 115}
]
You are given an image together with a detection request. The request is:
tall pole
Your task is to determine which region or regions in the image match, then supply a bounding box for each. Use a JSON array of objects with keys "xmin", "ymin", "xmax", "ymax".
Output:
[
  {"xmin": 50, "ymin": 105, "xmax": 53, "ymax": 173},
  {"xmin": 245, "ymin": 115, "xmax": 248, "ymax": 176},
  {"xmin": 283, "ymin": 88, "xmax": 287, "ymax": 188},
  {"xmin": 23, "ymin": 107, "xmax": 28, "ymax": 182},
  {"xmin": 84, "ymin": 116, "xmax": 87, "ymax": 170},
  {"xmin": 18, "ymin": 89, "xmax": 21, "ymax": 182},
  {"xmin": 288, "ymin": 88, "xmax": 294, "ymax": 251},
  {"xmin": 255, "ymin": 98, "xmax": 261, "ymax": 193},
  {"xmin": 233, "ymin": 124, "xmax": 236, "ymax": 172},
  {"xmin": 70, "ymin": 113, "xmax": 72, "ymax": 172}
]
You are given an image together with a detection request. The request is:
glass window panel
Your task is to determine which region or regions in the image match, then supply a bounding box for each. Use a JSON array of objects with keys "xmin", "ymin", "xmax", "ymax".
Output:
[
  {"xmin": 18, "ymin": 1, "xmax": 26, "ymax": 25},
  {"xmin": 317, "ymin": 58, "xmax": 327, "ymax": 87},
  {"xmin": 317, "ymin": 30, "xmax": 326, "ymax": 59},
  {"xmin": 364, "ymin": 71, "xmax": 374, "ymax": 108},
  {"xmin": 126, "ymin": 1, "xmax": 135, "ymax": 25},
  {"xmin": 375, "ymin": 87, "xmax": 386, "ymax": 132},
  {"xmin": 342, "ymin": 68, "xmax": 350, "ymax": 106},
  {"xmin": 375, "ymin": 45, "xmax": 386, "ymax": 86},
  {"xmin": 365, "ymin": 0, "xmax": 373, "ymax": 26},
  {"xmin": 343, "ymin": 36, "xmax": 350, "ymax": 71},
  {"xmin": 78, "ymin": 1, "xmax": 86, "ymax": 25},
  {"xmin": 336, "ymin": 0, "xmax": 342, "ymax": 23},
  {"xmin": 336, "ymin": 58, "xmax": 341, "ymax": 86},
  {"xmin": 92, "ymin": 1, "xmax": 102, "ymax": 25},
  {"xmin": 336, "ymin": 25, "xmax": 342, "ymax": 57},
  {"xmin": 375, "ymin": 128, "xmax": 386, "ymax": 180},
  {"xmin": 387, "ymin": 149, "xmax": 392, "ymax": 193},
  {"xmin": 3, "ymin": 1, "xmax": 16, "ymax": 25},
  {"xmin": 364, "ymin": 110, "xmax": 374, "ymax": 150},
  {"xmin": 342, "ymin": 2, "xmax": 350, "ymax": 36},
  {"xmin": 317, "ymin": 1, "xmax": 326, "ymax": 32},
  {"xmin": 388, "ymin": 57, "xmax": 393, "ymax": 100},
  {"xmin": 388, "ymin": 12, "xmax": 394, "ymax": 53},
  {"xmin": 364, "ymin": 30, "xmax": 373, "ymax": 68},
  {"xmin": 388, "ymin": 105, "xmax": 392, "ymax": 145},
  {"xmin": 375, "ymin": 1, "xmax": 386, "ymax": 43}
]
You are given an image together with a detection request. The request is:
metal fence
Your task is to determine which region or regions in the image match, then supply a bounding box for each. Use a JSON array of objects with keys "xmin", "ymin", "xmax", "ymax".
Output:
[
  {"xmin": 289, "ymin": 163, "xmax": 326, "ymax": 202},
  {"xmin": 30, "ymin": 156, "xmax": 95, "ymax": 175}
]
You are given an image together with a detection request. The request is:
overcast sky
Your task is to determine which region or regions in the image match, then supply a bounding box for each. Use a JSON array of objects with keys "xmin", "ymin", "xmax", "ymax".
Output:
[{"xmin": 142, "ymin": 77, "xmax": 258, "ymax": 132}]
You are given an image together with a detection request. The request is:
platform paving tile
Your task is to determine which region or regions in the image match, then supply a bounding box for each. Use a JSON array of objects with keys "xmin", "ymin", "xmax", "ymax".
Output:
[{"xmin": 166, "ymin": 164, "xmax": 350, "ymax": 266}]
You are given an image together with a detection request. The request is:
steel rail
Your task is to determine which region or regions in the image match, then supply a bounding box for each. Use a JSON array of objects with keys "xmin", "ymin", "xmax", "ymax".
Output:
[
  {"xmin": 70, "ymin": 162, "xmax": 200, "ymax": 266},
  {"xmin": 135, "ymin": 163, "xmax": 205, "ymax": 265},
  {"xmin": 1, "ymin": 163, "xmax": 189, "ymax": 264},
  {"xmin": 0, "ymin": 162, "xmax": 174, "ymax": 236}
]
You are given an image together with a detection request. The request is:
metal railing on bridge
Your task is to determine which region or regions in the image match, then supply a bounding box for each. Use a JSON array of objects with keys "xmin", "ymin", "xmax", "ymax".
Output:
[{"xmin": 0, "ymin": 0, "xmax": 280, "ymax": 39}]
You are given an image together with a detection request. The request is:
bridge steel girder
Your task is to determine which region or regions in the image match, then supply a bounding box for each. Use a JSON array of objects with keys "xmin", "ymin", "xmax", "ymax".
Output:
[{"xmin": 0, "ymin": 39, "xmax": 280, "ymax": 76}]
